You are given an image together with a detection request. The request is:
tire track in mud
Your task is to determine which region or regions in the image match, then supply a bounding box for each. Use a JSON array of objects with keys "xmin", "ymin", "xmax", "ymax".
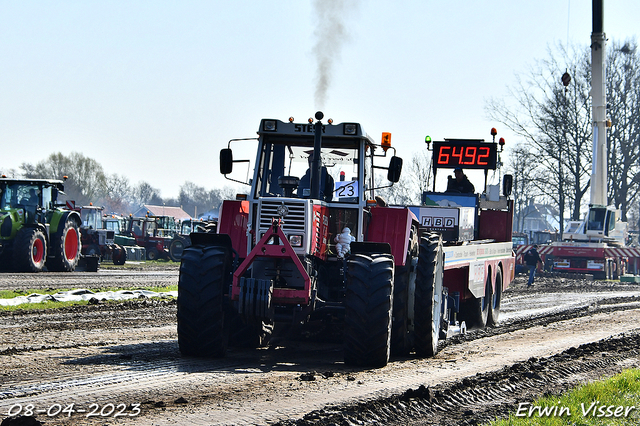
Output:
[
  {"xmin": 2, "ymin": 280, "xmax": 640, "ymax": 425},
  {"xmin": 4, "ymin": 307, "xmax": 639, "ymax": 426},
  {"xmin": 276, "ymin": 336, "xmax": 640, "ymax": 426}
]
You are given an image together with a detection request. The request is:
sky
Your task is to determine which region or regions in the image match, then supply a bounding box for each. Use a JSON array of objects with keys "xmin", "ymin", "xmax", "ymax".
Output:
[{"xmin": 1, "ymin": 1, "xmax": 639, "ymax": 199}]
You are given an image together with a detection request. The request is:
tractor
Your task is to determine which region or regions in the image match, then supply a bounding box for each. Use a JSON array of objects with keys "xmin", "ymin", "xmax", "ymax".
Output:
[
  {"xmin": 122, "ymin": 215, "xmax": 171, "ymax": 260},
  {"xmin": 0, "ymin": 178, "xmax": 82, "ymax": 272},
  {"xmin": 177, "ymin": 112, "xmax": 462, "ymax": 367},
  {"xmin": 168, "ymin": 218, "xmax": 218, "ymax": 262},
  {"xmin": 77, "ymin": 205, "xmax": 127, "ymax": 270}
]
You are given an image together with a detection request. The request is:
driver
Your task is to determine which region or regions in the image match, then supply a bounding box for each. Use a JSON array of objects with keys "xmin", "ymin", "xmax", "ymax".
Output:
[
  {"xmin": 446, "ymin": 167, "xmax": 475, "ymax": 194},
  {"xmin": 297, "ymin": 156, "xmax": 334, "ymax": 201}
]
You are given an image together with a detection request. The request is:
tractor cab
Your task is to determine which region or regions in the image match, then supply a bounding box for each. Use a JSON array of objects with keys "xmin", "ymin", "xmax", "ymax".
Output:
[{"xmin": 219, "ymin": 112, "xmax": 402, "ymax": 260}]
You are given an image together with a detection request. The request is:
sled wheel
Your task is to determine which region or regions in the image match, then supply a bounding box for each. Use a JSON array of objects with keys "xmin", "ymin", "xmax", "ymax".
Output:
[{"xmin": 487, "ymin": 268, "xmax": 502, "ymax": 327}]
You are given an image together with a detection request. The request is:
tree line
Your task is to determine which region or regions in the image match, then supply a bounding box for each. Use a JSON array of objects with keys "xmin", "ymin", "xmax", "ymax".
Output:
[
  {"xmin": 3, "ymin": 152, "xmax": 235, "ymax": 218},
  {"xmin": 487, "ymin": 39, "xmax": 640, "ymax": 233}
]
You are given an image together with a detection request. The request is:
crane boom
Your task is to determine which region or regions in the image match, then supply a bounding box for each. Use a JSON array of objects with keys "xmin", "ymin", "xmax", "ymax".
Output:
[{"xmin": 589, "ymin": 0, "xmax": 607, "ymax": 208}]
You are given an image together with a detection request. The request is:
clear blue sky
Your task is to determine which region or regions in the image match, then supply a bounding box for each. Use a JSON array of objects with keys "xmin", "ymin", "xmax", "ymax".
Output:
[{"xmin": 1, "ymin": 1, "xmax": 638, "ymax": 199}]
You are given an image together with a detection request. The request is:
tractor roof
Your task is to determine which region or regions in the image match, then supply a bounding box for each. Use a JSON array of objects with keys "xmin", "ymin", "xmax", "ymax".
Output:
[
  {"xmin": 257, "ymin": 118, "xmax": 375, "ymax": 145},
  {"xmin": 0, "ymin": 178, "xmax": 65, "ymax": 189}
]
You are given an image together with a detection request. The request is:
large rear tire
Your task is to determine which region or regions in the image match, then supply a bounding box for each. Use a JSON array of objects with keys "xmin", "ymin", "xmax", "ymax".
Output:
[
  {"xmin": 13, "ymin": 228, "xmax": 47, "ymax": 272},
  {"xmin": 169, "ymin": 236, "xmax": 189, "ymax": 262},
  {"xmin": 344, "ymin": 253, "xmax": 394, "ymax": 368},
  {"xmin": 487, "ymin": 268, "xmax": 502, "ymax": 327},
  {"xmin": 391, "ymin": 226, "xmax": 419, "ymax": 356},
  {"xmin": 46, "ymin": 219, "xmax": 81, "ymax": 272},
  {"xmin": 414, "ymin": 233, "xmax": 444, "ymax": 357},
  {"xmin": 177, "ymin": 245, "xmax": 231, "ymax": 357}
]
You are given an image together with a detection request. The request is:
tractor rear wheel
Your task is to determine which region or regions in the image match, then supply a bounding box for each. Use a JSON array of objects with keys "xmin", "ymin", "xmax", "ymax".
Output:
[
  {"xmin": 391, "ymin": 226, "xmax": 419, "ymax": 356},
  {"xmin": 169, "ymin": 236, "xmax": 189, "ymax": 262},
  {"xmin": 146, "ymin": 247, "xmax": 160, "ymax": 261},
  {"xmin": 344, "ymin": 253, "xmax": 394, "ymax": 368},
  {"xmin": 177, "ymin": 244, "xmax": 231, "ymax": 357},
  {"xmin": 46, "ymin": 219, "xmax": 81, "ymax": 272},
  {"xmin": 414, "ymin": 232, "xmax": 444, "ymax": 357},
  {"xmin": 13, "ymin": 228, "xmax": 47, "ymax": 272},
  {"xmin": 487, "ymin": 268, "xmax": 503, "ymax": 327}
]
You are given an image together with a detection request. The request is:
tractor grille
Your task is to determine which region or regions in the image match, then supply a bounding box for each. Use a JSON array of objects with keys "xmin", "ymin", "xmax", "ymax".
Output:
[{"xmin": 258, "ymin": 199, "xmax": 307, "ymax": 233}]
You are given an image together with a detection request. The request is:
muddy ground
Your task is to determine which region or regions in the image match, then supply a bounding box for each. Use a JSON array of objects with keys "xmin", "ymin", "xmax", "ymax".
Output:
[{"xmin": 1, "ymin": 267, "xmax": 640, "ymax": 425}]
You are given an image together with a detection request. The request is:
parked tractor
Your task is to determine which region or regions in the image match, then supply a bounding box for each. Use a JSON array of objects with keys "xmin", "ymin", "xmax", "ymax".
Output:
[
  {"xmin": 169, "ymin": 218, "xmax": 217, "ymax": 262},
  {"xmin": 0, "ymin": 178, "xmax": 82, "ymax": 272},
  {"xmin": 177, "ymin": 112, "xmax": 465, "ymax": 367},
  {"xmin": 76, "ymin": 205, "xmax": 127, "ymax": 270},
  {"xmin": 122, "ymin": 215, "xmax": 171, "ymax": 260}
]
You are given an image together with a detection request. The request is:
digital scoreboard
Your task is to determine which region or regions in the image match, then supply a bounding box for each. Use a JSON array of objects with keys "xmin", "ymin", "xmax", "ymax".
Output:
[{"xmin": 432, "ymin": 140, "xmax": 498, "ymax": 170}]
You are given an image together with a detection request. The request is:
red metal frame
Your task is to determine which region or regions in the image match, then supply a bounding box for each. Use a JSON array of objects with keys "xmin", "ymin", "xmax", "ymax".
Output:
[{"xmin": 231, "ymin": 219, "xmax": 311, "ymax": 305}]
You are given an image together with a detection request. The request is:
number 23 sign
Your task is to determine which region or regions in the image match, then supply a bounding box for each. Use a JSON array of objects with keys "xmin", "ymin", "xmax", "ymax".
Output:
[{"xmin": 334, "ymin": 181, "xmax": 358, "ymax": 199}]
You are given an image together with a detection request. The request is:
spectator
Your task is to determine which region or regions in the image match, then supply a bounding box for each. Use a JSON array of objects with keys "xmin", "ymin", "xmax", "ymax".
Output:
[{"xmin": 524, "ymin": 244, "xmax": 543, "ymax": 287}]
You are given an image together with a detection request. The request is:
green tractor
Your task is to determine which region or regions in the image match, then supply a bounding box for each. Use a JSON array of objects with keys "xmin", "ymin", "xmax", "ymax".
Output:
[{"xmin": 0, "ymin": 178, "xmax": 82, "ymax": 272}]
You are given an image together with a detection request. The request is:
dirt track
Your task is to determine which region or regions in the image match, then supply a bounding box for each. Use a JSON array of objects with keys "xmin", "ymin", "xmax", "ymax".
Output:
[{"xmin": 1, "ymin": 267, "xmax": 640, "ymax": 425}]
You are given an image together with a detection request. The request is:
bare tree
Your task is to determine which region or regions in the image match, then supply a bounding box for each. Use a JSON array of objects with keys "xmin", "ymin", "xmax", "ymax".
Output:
[
  {"xmin": 487, "ymin": 42, "xmax": 596, "ymax": 230},
  {"xmin": 507, "ymin": 143, "xmax": 542, "ymax": 232},
  {"xmin": 132, "ymin": 181, "xmax": 163, "ymax": 208},
  {"xmin": 606, "ymin": 39, "xmax": 640, "ymax": 221},
  {"xmin": 20, "ymin": 152, "xmax": 108, "ymax": 206}
]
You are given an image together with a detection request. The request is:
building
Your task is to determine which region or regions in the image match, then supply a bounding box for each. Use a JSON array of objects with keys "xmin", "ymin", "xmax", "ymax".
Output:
[{"xmin": 513, "ymin": 201, "xmax": 559, "ymax": 244}]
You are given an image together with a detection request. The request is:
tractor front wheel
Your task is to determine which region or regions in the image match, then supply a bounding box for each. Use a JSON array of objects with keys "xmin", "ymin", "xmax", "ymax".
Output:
[
  {"xmin": 177, "ymin": 244, "xmax": 232, "ymax": 357},
  {"xmin": 344, "ymin": 253, "xmax": 394, "ymax": 368},
  {"xmin": 46, "ymin": 219, "xmax": 81, "ymax": 272},
  {"xmin": 13, "ymin": 228, "xmax": 47, "ymax": 272}
]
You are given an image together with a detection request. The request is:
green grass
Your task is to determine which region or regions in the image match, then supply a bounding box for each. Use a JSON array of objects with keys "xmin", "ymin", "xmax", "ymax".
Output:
[
  {"xmin": 488, "ymin": 368, "xmax": 640, "ymax": 425},
  {"xmin": 0, "ymin": 285, "xmax": 178, "ymax": 311}
]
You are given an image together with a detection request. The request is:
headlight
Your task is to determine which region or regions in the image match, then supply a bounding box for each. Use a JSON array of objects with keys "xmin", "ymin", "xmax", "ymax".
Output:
[
  {"xmin": 289, "ymin": 235, "xmax": 303, "ymax": 247},
  {"xmin": 263, "ymin": 120, "xmax": 277, "ymax": 131},
  {"xmin": 344, "ymin": 123, "xmax": 357, "ymax": 135}
]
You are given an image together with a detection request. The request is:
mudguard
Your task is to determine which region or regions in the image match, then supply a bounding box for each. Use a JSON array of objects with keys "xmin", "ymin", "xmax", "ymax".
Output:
[{"xmin": 366, "ymin": 206, "xmax": 414, "ymax": 266}]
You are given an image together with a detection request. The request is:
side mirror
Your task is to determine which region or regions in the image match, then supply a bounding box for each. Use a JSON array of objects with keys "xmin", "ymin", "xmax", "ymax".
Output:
[
  {"xmin": 503, "ymin": 174, "xmax": 513, "ymax": 197},
  {"xmin": 387, "ymin": 156, "xmax": 403, "ymax": 183},
  {"xmin": 220, "ymin": 149, "xmax": 233, "ymax": 175}
]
